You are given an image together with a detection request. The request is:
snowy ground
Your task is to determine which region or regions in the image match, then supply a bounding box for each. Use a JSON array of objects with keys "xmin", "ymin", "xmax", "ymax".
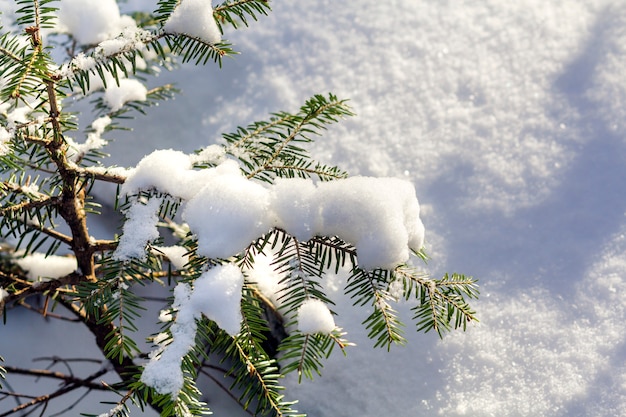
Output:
[{"xmin": 3, "ymin": 0, "xmax": 626, "ymax": 416}]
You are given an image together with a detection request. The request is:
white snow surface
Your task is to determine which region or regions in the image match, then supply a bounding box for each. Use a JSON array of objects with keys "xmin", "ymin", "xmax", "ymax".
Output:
[{"xmin": 2, "ymin": 0, "xmax": 626, "ymax": 416}]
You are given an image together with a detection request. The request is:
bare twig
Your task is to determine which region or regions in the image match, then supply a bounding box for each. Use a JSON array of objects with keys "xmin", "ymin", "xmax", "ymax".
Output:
[
  {"xmin": 0, "ymin": 366, "xmax": 108, "ymax": 417},
  {"xmin": 2, "ymin": 366, "xmax": 107, "ymax": 391}
]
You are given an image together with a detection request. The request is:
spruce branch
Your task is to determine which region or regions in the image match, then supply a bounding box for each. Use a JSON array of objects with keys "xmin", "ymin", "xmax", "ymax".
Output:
[
  {"xmin": 346, "ymin": 268, "xmax": 407, "ymax": 349},
  {"xmin": 213, "ymin": 0, "xmax": 271, "ymax": 31}
]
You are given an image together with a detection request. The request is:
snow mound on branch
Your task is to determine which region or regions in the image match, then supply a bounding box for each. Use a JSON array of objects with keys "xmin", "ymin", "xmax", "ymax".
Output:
[
  {"xmin": 14, "ymin": 253, "xmax": 77, "ymax": 281},
  {"xmin": 315, "ymin": 176, "xmax": 425, "ymax": 270},
  {"xmin": 164, "ymin": 0, "xmax": 222, "ymax": 44},
  {"xmin": 183, "ymin": 169, "xmax": 272, "ymax": 259},
  {"xmin": 55, "ymin": 0, "xmax": 136, "ymax": 45},
  {"xmin": 122, "ymin": 151, "xmax": 425, "ymax": 270},
  {"xmin": 297, "ymin": 299, "xmax": 336, "ymax": 334},
  {"xmin": 103, "ymin": 78, "xmax": 148, "ymax": 112}
]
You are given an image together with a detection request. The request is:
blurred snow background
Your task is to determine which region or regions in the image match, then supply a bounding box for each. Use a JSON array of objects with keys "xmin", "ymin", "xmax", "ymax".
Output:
[{"xmin": 2, "ymin": 0, "xmax": 626, "ymax": 416}]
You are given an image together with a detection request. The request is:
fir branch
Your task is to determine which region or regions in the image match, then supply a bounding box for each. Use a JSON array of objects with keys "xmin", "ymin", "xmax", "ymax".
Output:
[
  {"xmin": 2, "ymin": 271, "xmax": 82, "ymax": 306},
  {"xmin": 77, "ymin": 167, "xmax": 128, "ymax": 185},
  {"xmin": 214, "ymin": 0, "xmax": 271, "ymax": 30},
  {"xmin": 395, "ymin": 268, "xmax": 478, "ymax": 337},
  {"xmin": 279, "ymin": 330, "xmax": 349, "ymax": 383},
  {"xmin": 243, "ymin": 94, "xmax": 353, "ymax": 181},
  {"xmin": 0, "ymin": 185, "xmax": 60, "ymax": 216},
  {"xmin": 346, "ymin": 268, "xmax": 406, "ymax": 349},
  {"xmin": 230, "ymin": 340, "xmax": 300, "ymax": 417}
]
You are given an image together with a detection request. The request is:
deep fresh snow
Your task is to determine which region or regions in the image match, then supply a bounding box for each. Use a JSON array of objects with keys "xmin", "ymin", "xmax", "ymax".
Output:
[{"xmin": 1, "ymin": 0, "xmax": 626, "ymax": 416}]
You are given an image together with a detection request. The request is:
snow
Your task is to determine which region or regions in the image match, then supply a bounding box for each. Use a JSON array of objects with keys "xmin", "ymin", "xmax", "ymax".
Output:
[
  {"xmin": 153, "ymin": 245, "xmax": 189, "ymax": 270},
  {"xmin": 141, "ymin": 264, "xmax": 244, "ymax": 396},
  {"xmin": 97, "ymin": 404, "xmax": 124, "ymax": 417},
  {"xmin": 66, "ymin": 116, "xmax": 111, "ymax": 161},
  {"xmin": 163, "ymin": 0, "xmax": 221, "ymax": 44},
  {"xmin": 182, "ymin": 167, "xmax": 272, "ymax": 259},
  {"xmin": 0, "ymin": 126, "xmax": 10, "ymax": 155},
  {"xmin": 113, "ymin": 198, "xmax": 162, "ymax": 262},
  {"xmin": 55, "ymin": 0, "xmax": 137, "ymax": 45},
  {"xmin": 13, "ymin": 253, "xmax": 77, "ymax": 281},
  {"xmin": 297, "ymin": 299, "xmax": 336, "ymax": 335},
  {"xmin": 94, "ymin": 27, "xmax": 154, "ymax": 57},
  {"xmin": 314, "ymin": 176, "xmax": 424, "ymax": 270},
  {"xmin": 121, "ymin": 149, "xmax": 230, "ymax": 200},
  {"xmin": 2, "ymin": 0, "xmax": 626, "ymax": 416},
  {"xmin": 269, "ymin": 178, "xmax": 318, "ymax": 242},
  {"xmin": 242, "ymin": 251, "xmax": 287, "ymax": 307},
  {"xmin": 0, "ymin": 287, "xmax": 8, "ymax": 302},
  {"xmin": 125, "ymin": 152, "xmax": 424, "ymax": 268},
  {"xmin": 103, "ymin": 78, "xmax": 148, "ymax": 112},
  {"xmin": 189, "ymin": 263, "xmax": 244, "ymax": 336}
]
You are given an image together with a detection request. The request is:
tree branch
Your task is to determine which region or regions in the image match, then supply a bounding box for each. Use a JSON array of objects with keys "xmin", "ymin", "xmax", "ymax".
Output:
[
  {"xmin": 2, "ymin": 366, "xmax": 108, "ymax": 391},
  {"xmin": 0, "ymin": 366, "xmax": 108, "ymax": 417}
]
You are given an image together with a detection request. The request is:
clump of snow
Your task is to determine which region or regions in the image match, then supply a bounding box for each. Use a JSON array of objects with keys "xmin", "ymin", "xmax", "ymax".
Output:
[
  {"xmin": 270, "ymin": 178, "xmax": 318, "ymax": 242},
  {"xmin": 85, "ymin": 165, "xmax": 132, "ymax": 179},
  {"xmin": 190, "ymin": 263, "xmax": 244, "ymax": 336},
  {"xmin": 14, "ymin": 253, "xmax": 77, "ymax": 281},
  {"xmin": 183, "ymin": 171, "xmax": 272, "ymax": 259},
  {"xmin": 96, "ymin": 404, "xmax": 124, "ymax": 417},
  {"xmin": 0, "ymin": 287, "xmax": 8, "ymax": 302},
  {"xmin": 121, "ymin": 149, "xmax": 238, "ymax": 200},
  {"xmin": 141, "ymin": 264, "xmax": 243, "ymax": 396},
  {"xmin": 57, "ymin": 27, "xmax": 153, "ymax": 79},
  {"xmin": 297, "ymin": 299, "xmax": 336, "ymax": 334},
  {"xmin": 314, "ymin": 177, "xmax": 425, "ymax": 270},
  {"xmin": 55, "ymin": 0, "xmax": 136, "ymax": 45},
  {"xmin": 159, "ymin": 309, "xmax": 174, "ymax": 323},
  {"xmin": 189, "ymin": 144, "xmax": 227, "ymax": 165},
  {"xmin": 153, "ymin": 245, "xmax": 189, "ymax": 269},
  {"xmin": 57, "ymin": 53, "xmax": 97, "ymax": 78},
  {"xmin": 123, "ymin": 152, "xmax": 424, "ymax": 270},
  {"xmin": 163, "ymin": 0, "xmax": 222, "ymax": 44},
  {"xmin": 113, "ymin": 198, "xmax": 162, "ymax": 261},
  {"xmin": 19, "ymin": 184, "xmax": 40, "ymax": 197},
  {"xmin": 103, "ymin": 78, "xmax": 148, "ymax": 112},
  {"xmin": 5, "ymin": 106, "xmax": 32, "ymax": 128}
]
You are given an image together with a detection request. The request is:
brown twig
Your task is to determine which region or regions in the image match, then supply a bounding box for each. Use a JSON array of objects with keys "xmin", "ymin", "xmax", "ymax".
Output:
[
  {"xmin": 2, "ymin": 366, "xmax": 107, "ymax": 391},
  {"xmin": 0, "ymin": 366, "xmax": 108, "ymax": 417}
]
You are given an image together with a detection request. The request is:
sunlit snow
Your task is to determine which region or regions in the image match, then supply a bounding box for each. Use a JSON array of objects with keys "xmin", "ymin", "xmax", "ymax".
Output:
[
  {"xmin": 297, "ymin": 299, "xmax": 336, "ymax": 335},
  {"xmin": 2, "ymin": 0, "xmax": 626, "ymax": 416}
]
